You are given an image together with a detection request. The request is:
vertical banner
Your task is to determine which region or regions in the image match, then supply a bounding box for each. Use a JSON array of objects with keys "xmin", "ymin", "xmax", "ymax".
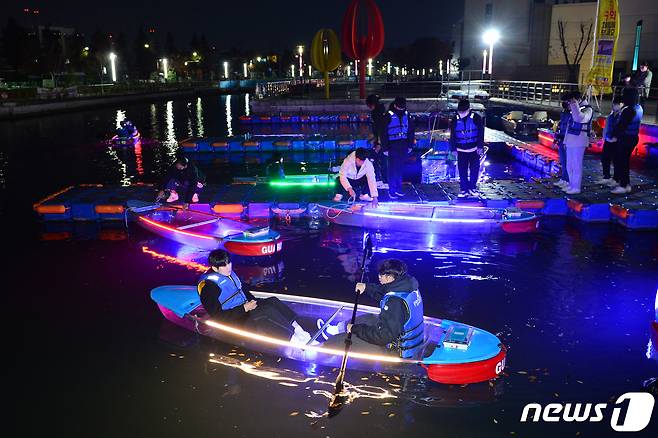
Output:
[{"xmin": 586, "ymin": 0, "xmax": 619, "ymax": 94}]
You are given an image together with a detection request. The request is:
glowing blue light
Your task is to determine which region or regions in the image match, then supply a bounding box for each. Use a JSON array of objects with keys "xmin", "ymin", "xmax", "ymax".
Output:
[{"xmin": 362, "ymin": 211, "xmax": 487, "ymax": 224}]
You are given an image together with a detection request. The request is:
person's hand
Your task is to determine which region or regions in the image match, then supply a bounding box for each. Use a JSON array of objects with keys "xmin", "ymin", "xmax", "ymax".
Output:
[
  {"xmin": 182, "ymin": 203, "xmax": 189, "ymax": 210},
  {"xmin": 347, "ymin": 188, "xmax": 356, "ymax": 199},
  {"xmin": 156, "ymin": 190, "xmax": 165, "ymax": 201},
  {"xmin": 347, "ymin": 323, "xmax": 353, "ymax": 333},
  {"xmin": 608, "ymin": 137, "xmax": 617, "ymax": 143},
  {"xmin": 355, "ymin": 282, "xmax": 366, "ymax": 294},
  {"xmin": 243, "ymin": 300, "xmax": 258, "ymax": 312},
  {"xmin": 371, "ymin": 197, "xmax": 378, "ymax": 208}
]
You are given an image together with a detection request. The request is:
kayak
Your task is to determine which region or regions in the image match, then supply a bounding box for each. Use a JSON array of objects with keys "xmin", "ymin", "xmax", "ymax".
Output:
[
  {"xmin": 318, "ymin": 202, "xmax": 539, "ymax": 234},
  {"xmin": 111, "ymin": 130, "xmax": 141, "ymax": 146},
  {"xmin": 151, "ymin": 286, "xmax": 507, "ymax": 384},
  {"xmin": 134, "ymin": 206, "xmax": 282, "ymax": 256}
]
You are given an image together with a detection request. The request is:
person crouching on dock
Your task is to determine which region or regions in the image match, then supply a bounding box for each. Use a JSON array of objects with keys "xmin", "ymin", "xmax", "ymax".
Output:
[
  {"xmin": 333, "ymin": 147, "xmax": 379, "ymax": 208},
  {"xmin": 157, "ymin": 156, "xmax": 205, "ymax": 207}
]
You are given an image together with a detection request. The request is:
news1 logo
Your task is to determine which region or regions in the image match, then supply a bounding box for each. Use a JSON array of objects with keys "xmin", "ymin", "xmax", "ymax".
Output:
[{"xmin": 520, "ymin": 393, "xmax": 655, "ymax": 432}]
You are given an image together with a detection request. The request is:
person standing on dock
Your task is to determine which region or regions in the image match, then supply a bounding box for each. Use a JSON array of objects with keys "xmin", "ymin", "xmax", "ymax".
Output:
[
  {"xmin": 383, "ymin": 96, "xmax": 415, "ymax": 199},
  {"xmin": 553, "ymin": 93, "xmax": 573, "ymax": 190},
  {"xmin": 449, "ymin": 99, "xmax": 485, "ymax": 198},
  {"xmin": 563, "ymin": 91, "xmax": 593, "ymax": 195},
  {"xmin": 608, "ymin": 89, "xmax": 643, "ymax": 194},
  {"xmin": 366, "ymin": 94, "xmax": 388, "ymax": 188},
  {"xmin": 333, "ymin": 147, "xmax": 379, "ymax": 207},
  {"xmin": 631, "ymin": 61, "xmax": 652, "ymax": 104},
  {"xmin": 595, "ymin": 96, "xmax": 624, "ymax": 187}
]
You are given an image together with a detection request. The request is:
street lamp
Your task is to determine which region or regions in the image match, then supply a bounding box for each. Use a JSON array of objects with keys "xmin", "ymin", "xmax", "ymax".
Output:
[
  {"xmin": 367, "ymin": 58, "xmax": 373, "ymax": 76},
  {"xmin": 297, "ymin": 45, "xmax": 304, "ymax": 78},
  {"xmin": 482, "ymin": 29, "xmax": 500, "ymax": 75},
  {"xmin": 162, "ymin": 58, "xmax": 168, "ymax": 80},
  {"xmin": 109, "ymin": 52, "xmax": 117, "ymax": 82},
  {"xmin": 223, "ymin": 61, "xmax": 229, "ymax": 79},
  {"xmin": 482, "ymin": 49, "xmax": 488, "ymax": 74},
  {"xmin": 243, "ymin": 62, "xmax": 248, "ymax": 78}
]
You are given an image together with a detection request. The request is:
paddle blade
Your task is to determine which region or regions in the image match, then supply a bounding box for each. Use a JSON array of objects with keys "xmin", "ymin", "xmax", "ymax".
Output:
[
  {"xmin": 362, "ymin": 232, "xmax": 373, "ymax": 259},
  {"xmin": 327, "ymin": 392, "xmax": 349, "ymax": 418}
]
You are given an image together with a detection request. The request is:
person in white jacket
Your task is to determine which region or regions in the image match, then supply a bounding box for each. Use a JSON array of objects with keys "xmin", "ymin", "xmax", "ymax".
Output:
[
  {"xmin": 333, "ymin": 148, "xmax": 379, "ymax": 207},
  {"xmin": 563, "ymin": 91, "xmax": 593, "ymax": 195}
]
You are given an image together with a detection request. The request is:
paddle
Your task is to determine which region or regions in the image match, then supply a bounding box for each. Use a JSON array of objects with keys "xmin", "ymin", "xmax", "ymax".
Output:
[{"xmin": 327, "ymin": 232, "xmax": 373, "ymax": 417}]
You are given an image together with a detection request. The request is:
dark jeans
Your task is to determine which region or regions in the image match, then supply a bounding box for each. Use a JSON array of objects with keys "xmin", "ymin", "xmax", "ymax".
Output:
[
  {"xmin": 336, "ymin": 175, "xmax": 372, "ymax": 198},
  {"xmin": 246, "ymin": 297, "xmax": 297, "ymax": 340},
  {"xmin": 457, "ymin": 150, "xmax": 480, "ymax": 192},
  {"xmin": 371, "ymin": 148, "xmax": 388, "ymax": 182},
  {"xmin": 613, "ymin": 136, "xmax": 638, "ymax": 187},
  {"xmin": 322, "ymin": 314, "xmax": 393, "ymax": 355},
  {"xmin": 601, "ymin": 140, "xmax": 616, "ymax": 179},
  {"xmin": 387, "ymin": 140, "xmax": 408, "ymax": 193},
  {"xmin": 164, "ymin": 179, "xmax": 204, "ymax": 200}
]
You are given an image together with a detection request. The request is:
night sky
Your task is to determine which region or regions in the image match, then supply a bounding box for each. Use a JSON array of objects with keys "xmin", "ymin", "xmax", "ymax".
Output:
[{"xmin": 2, "ymin": 0, "xmax": 464, "ymax": 51}]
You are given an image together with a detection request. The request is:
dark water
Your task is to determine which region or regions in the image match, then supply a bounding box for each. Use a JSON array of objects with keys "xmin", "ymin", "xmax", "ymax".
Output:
[{"xmin": 4, "ymin": 94, "xmax": 658, "ymax": 437}]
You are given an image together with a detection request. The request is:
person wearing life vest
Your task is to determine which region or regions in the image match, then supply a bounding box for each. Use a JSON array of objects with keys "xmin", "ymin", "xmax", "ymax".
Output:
[
  {"xmin": 198, "ymin": 249, "xmax": 315, "ymax": 344},
  {"xmin": 608, "ymin": 88, "xmax": 643, "ymax": 194},
  {"xmin": 595, "ymin": 96, "xmax": 625, "ymax": 187},
  {"xmin": 552, "ymin": 92, "xmax": 572, "ymax": 190},
  {"xmin": 449, "ymin": 99, "xmax": 485, "ymax": 198},
  {"xmin": 563, "ymin": 91, "xmax": 593, "ymax": 195},
  {"xmin": 366, "ymin": 94, "xmax": 388, "ymax": 188},
  {"xmin": 382, "ymin": 96, "xmax": 414, "ymax": 199},
  {"xmin": 333, "ymin": 147, "xmax": 379, "ymax": 207},
  {"xmin": 157, "ymin": 156, "xmax": 205, "ymax": 207},
  {"xmin": 319, "ymin": 259, "xmax": 425, "ymax": 359}
]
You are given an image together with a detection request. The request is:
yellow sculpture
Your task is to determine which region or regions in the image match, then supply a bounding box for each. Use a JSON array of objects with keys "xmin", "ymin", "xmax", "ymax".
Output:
[{"xmin": 311, "ymin": 29, "xmax": 342, "ymax": 99}]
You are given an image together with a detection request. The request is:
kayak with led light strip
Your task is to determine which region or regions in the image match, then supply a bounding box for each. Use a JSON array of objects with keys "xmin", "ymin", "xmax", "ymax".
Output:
[
  {"xmin": 318, "ymin": 202, "xmax": 539, "ymax": 234},
  {"xmin": 135, "ymin": 207, "xmax": 283, "ymax": 256},
  {"xmin": 111, "ymin": 130, "xmax": 141, "ymax": 146},
  {"xmin": 150, "ymin": 286, "xmax": 507, "ymax": 384}
]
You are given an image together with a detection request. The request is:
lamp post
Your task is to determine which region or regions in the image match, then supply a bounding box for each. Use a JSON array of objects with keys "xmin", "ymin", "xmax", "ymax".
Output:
[
  {"xmin": 223, "ymin": 61, "xmax": 229, "ymax": 79},
  {"xmin": 482, "ymin": 50, "xmax": 488, "ymax": 75},
  {"xmin": 109, "ymin": 52, "xmax": 117, "ymax": 82},
  {"xmin": 243, "ymin": 62, "xmax": 248, "ymax": 78},
  {"xmin": 162, "ymin": 58, "xmax": 168, "ymax": 80},
  {"xmin": 482, "ymin": 29, "xmax": 500, "ymax": 75},
  {"xmin": 297, "ymin": 45, "xmax": 304, "ymax": 78}
]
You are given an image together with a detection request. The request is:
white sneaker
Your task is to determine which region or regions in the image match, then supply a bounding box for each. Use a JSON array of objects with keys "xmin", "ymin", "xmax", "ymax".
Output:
[
  {"xmin": 553, "ymin": 180, "xmax": 567, "ymax": 187},
  {"xmin": 166, "ymin": 191, "xmax": 179, "ymax": 203},
  {"xmin": 191, "ymin": 193, "xmax": 199, "ymax": 203},
  {"xmin": 565, "ymin": 188, "xmax": 581, "ymax": 195},
  {"xmin": 332, "ymin": 194, "xmax": 343, "ymax": 202},
  {"xmin": 457, "ymin": 191, "xmax": 468, "ymax": 198},
  {"xmin": 468, "ymin": 189, "xmax": 478, "ymax": 197},
  {"xmin": 611, "ymin": 185, "xmax": 631, "ymax": 194},
  {"xmin": 359, "ymin": 194, "xmax": 373, "ymax": 201},
  {"xmin": 560, "ymin": 185, "xmax": 570, "ymax": 192},
  {"xmin": 605, "ymin": 179, "xmax": 619, "ymax": 187},
  {"xmin": 380, "ymin": 183, "xmax": 389, "ymax": 189},
  {"xmin": 594, "ymin": 177, "xmax": 613, "ymax": 185},
  {"xmin": 289, "ymin": 330, "xmax": 311, "ymax": 345},
  {"xmin": 376, "ymin": 180, "xmax": 384, "ymax": 188}
]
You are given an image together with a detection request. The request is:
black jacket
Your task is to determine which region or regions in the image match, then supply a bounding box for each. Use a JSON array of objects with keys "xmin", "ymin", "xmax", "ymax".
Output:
[
  {"xmin": 370, "ymin": 102, "xmax": 387, "ymax": 145},
  {"xmin": 611, "ymin": 105, "xmax": 638, "ymax": 140},
  {"xmin": 352, "ymin": 274, "xmax": 420, "ymax": 346},
  {"xmin": 198, "ymin": 270, "xmax": 255, "ymax": 323},
  {"xmin": 159, "ymin": 162, "xmax": 204, "ymax": 203}
]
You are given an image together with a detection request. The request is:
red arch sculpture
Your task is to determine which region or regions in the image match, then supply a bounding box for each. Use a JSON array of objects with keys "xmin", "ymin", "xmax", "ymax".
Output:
[{"xmin": 341, "ymin": 0, "xmax": 385, "ymax": 99}]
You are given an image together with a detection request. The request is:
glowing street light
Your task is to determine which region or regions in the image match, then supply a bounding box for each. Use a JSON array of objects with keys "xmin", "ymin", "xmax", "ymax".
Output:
[
  {"xmin": 192, "ymin": 51, "xmax": 198, "ymax": 57},
  {"xmin": 439, "ymin": 60, "xmax": 443, "ymax": 76},
  {"xmin": 223, "ymin": 61, "xmax": 229, "ymax": 79},
  {"xmin": 367, "ymin": 58, "xmax": 373, "ymax": 76},
  {"xmin": 347, "ymin": 63, "xmax": 351, "ymax": 76},
  {"xmin": 243, "ymin": 62, "xmax": 248, "ymax": 78},
  {"xmin": 482, "ymin": 29, "xmax": 500, "ymax": 75},
  {"xmin": 109, "ymin": 52, "xmax": 117, "ymax": 82},
  {"xmin": 291, "ymin": 64, "xmax": 295, "ymax": 78},
  {"xmin": 144, "ymin": 43, "xmax": 150, "ymax": 49},
  {"xmin": 482, "ymin": 49, "xmax": 488, "ymax": 74},
  {"xmin": 387, "ymin": 62, "xmax": 391, "ymax": 75},
  {"xmin": 297, "ymin": 45, "xmax": 304, "ymax": 78},
  {"xmin": 162, "ymin": 58, "xmax": 169, "ymax": 80}
]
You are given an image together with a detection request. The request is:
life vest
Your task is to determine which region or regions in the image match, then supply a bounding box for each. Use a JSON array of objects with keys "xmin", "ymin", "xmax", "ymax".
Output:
[
  {"xmin": 555, "ymin": 111, "xmax": 572, "ymax": 144},
  {"xmin": 387, "ymin": 110, "xmax": 409, "ymax": 141},
  {"xmin": 197, "ymin": 271, "xmax": 247, "ymax": 310},
  {"xmin": 453, "ymin": 112, "xmax": 479, "ymax": 146},
  {"xmin": 381, "ymin": 290, "xmax": 425, "ymax": 359},
  {"xmin": 566, "ymin": 105, "xmax": 593, "ymax": 136},
  {"xmin": 624, "ymin": 104, "xmax": 643, "ymax": 136},
  {"xmin": 605, "ymin": 111, "xmax": 620, "ymax": 140}
]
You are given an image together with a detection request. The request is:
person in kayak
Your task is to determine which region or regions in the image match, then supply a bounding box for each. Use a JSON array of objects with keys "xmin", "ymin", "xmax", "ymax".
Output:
[
  {"xmin": 319, "ymin": 259, "xmax": 425, "ymax": 358},
  {"xmin": 156, "ymin": 156, "xmax": 205, "ymax": 205},
  {"xmin": 198, "ymin": 249, "xmax": 315, "ymax": 344},
  {"xmin": 333, "ymin": 147, "xmax": 379, "ymax": 207}
]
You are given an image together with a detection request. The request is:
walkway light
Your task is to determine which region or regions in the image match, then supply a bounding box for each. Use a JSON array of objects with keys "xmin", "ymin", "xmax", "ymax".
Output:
[{"xmin": 109, "ymin": 52, "xmax": 117, "ymax": 82}]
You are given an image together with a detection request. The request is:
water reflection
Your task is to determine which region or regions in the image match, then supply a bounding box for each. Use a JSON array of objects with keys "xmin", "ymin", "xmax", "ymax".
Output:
[
  {"xmin": 149, "ymin": 104, "xmax": 159, "ymax": 140},
  {"xmin": 115, "ymin": 109, "xmax": 126, "ymax": 129},
  {"xmin": 245, "ymin": 93, "xmax": 250, "ymax": 116},
  {"xmin": 225, "ymin": 95, "xmax": 233, "ymax": 137},
  {"xmin": 164, "ymin": 100, "xmax": 177, "ymax": 157},
  {"xmin": 105, "ymin": 147, "xmax": 131, "ymax": 186},
  {"xmin": 196, "ymin": 97, "xmax": 205, "ymax": 137}
]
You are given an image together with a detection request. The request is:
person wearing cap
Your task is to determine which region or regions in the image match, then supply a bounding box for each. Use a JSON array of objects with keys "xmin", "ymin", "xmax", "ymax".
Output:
[
  {"xmin": 157, "ymin": 156, "xmax": 205, "ymax": 205},
  {"xmin": 608, "ymin": 88, "xmax": 643, "ymax": 194},
  {"xmin": 552, "ymin": 92, "xmax": 572, "ymax": 190},
  {"xmin": 366, "ymin": 94, "xmax": 388, "ymax": 188},
  {"xmin": 382, "ymin": 96, "xmax": 414, "ymax": 199},
  {"xmin": 449, "ymin": 99, "xmax": 485, "ymax": 198},
  {"xmin": 562, "ymin": 91, "xmax": 593, "ymax": 195}
]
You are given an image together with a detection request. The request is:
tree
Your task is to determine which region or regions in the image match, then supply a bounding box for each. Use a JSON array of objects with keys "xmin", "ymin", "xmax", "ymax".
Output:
[{"xmin": 557, "ymin": 20, "xmax": 593, "ymax": 83}]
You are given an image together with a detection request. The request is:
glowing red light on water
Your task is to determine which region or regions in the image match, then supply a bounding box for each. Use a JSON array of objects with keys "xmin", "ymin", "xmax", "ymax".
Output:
[{"xmin": 141, "ymin": 246, "xmax": 208, "ymax": 272}]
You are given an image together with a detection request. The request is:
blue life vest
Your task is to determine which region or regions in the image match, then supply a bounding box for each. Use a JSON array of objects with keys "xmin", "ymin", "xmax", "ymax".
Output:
[
  {"xmin": 381, "ymin": 290, "xmax": 425, "ymax": 359},
  {"xmin": 197, "ymin": 271, "xmax": 247, "ymax": 310},
  {"xmin": 624, "ymin": 104, "xmax": 643, "ymax": 136},
  {"xmin": 387, "ymin": 110, "xmax": 409, "ymax": 141},
  {"xmin": 566, "ymin": 105, "xmax": 593, "ymax": 136},
  {"xmin": 555, "ymin": 110, "xmax": 572, "ymax": 144},
  {"xmin": 453, "ymin": 113, "xmax": 480, "ymax": 146}
]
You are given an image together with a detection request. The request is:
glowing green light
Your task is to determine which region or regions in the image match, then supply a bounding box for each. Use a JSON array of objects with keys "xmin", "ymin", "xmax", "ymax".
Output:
[{"xmin": 269, "ymin": 181, "xmax": 335, "ymax": 188}]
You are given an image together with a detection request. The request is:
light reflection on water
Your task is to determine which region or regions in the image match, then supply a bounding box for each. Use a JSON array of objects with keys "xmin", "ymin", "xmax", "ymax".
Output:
[{"xmin": 225, "ymin": 95, "xmax": 233, "ymax": 137}]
